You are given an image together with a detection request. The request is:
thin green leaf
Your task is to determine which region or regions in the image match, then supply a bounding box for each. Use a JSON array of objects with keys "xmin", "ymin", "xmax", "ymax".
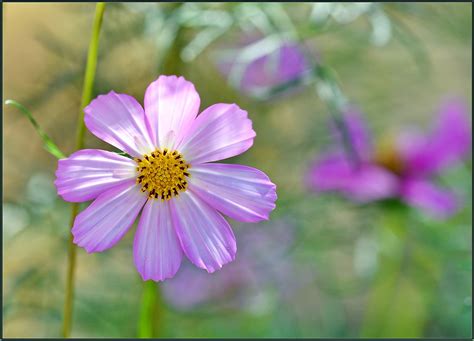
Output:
[{"xmin": 5, "ymin": 99, "xmax": 65, "ymax": 159}]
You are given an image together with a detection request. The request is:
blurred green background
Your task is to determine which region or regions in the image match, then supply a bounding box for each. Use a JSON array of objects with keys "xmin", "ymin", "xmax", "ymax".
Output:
[{"xmin": 3, "ymin": 2, "xmax": 472, "ymax": 338}]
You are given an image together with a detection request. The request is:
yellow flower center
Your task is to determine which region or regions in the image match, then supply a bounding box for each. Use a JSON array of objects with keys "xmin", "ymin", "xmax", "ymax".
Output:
[
  {"xmin": 373, "ymin": 136, "xmax": 405, "ymax": 175},
  {"xmin": 135, "ymin": 149, "xmax": 190, "ymax": 200}
]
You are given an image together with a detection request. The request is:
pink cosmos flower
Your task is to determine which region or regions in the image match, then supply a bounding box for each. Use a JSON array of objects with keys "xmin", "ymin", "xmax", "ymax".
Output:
[
  {"xmin": 217, "ymin": 38, "xmax": 313, "ymax": 99},
  {"xmin": 54, "ymin": 75, "xmax": 277, "ymax": 281},
  {"xmin": 308, "ymin": 99, "xmax": 471, "ymax": 219}
]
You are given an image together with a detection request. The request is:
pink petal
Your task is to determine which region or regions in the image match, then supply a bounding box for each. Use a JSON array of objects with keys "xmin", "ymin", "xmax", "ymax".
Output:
[
  {"xmin": 219, "ymin": 41, "xmax": 311, "ymax": 96},
  {"xmin": 400, "ymin": 178, "xmax": 460, "ymax": 219},
  {"xmin": 144, "ymin": 75, "xmax": 201, "ymax": 150},
  {"xmin": 84, "ymin": 91, "xmax": 155, "ymax": 157},
  {"xmin": 399, "ymin": 99, "xmax": 471, "ymax": 176},
  {"xmin": 178, "ymin": 103, "xmax": 255, "ymax": 164},
  {"xmin": 55, "ymin": 149, "xmax": 137, "ymax": 202},
  {"xmin": 134, "ymin": 200, "xmax": 183, "ymax": 281},
  {"xmin": 170, "ymin": 191, "xmax": 236, "ymax": 273},
  {"xmin": 188, "ymin": 163, "xmax": 277, "ymax": 222},
  {"xmin": 308, "ymin": 152, "xmax": 398, "ymax": 202},
  {"xmin": 72, "ymin": 181, "xmax": 147, "ymax": 253}
]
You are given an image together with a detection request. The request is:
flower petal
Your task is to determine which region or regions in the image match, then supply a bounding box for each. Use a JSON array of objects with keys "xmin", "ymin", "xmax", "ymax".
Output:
[
  {"xmin": 84, "ymin": 91, "xmax": 155, "ymax": 157},
  {"xmin": 134, "ymin": 200, "xmax": 182, "ymax": 281},
  {"xmin": 55, "ymin": 149, "xmax": 137, "ymax": 202},
  {"xmin": 399, "ymin": 99, "xmax": 471, "ymax": 176},
  {"xmin": 232, "ymin": 41, "xmax": 311, "ymax": 95},
  {"xmin": 144, "ymin": 75, "xmax": 201, "ymax": 149},
  {"xmin": 400, "ymin": 178, "xmax": 460, "ymax": 219},
  {"xmin": 170, "ymin": 191, "xmax": 236, "ymax": 273},
  {"xmin": 243, "ymin": 42, "xmax": 310, "ymax": 89},
  {"xmin": 178, "ymin": 103, "xmax": 255, "ymax": 164},
  {"xmin": 72, "ymin": 181, "xmax": 147, "ymax": 253},
  {"xmin": 188, "ymin": 163, "xmax": 276, "ymax": 222},
  {"xmin": 308, "ymin": 152, "xmax": 398, "ymax": 202}
]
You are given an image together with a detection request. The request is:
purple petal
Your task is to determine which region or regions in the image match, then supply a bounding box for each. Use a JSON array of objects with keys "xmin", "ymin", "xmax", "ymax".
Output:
[
  {"xmin": 54, "ymin": 149, "xmax": 137, "ymax": 202},
  {"xmin": 134, "ymin": 200, "xmax": 182, "ymax": 281},
  {"xmin": 170, "ymin": 191, "xmax": 236, "ymax": 273},
  {"xmin": 400, "ymin": 178, "xmax": 460, "ymax": 219},
  {"xmin": 72, "ymin": 181, "xmax": 147, "ymax": 253},
  {"xmin": 241, "ymin": 42, "xmax": 310, "ymax": 90},
  {"xmin": 308, "ymin": 153, "xmax": 398, "ymax": 202},
  {"xmin": 177, "ymin": 103, "xmax": 255, "ymax": 164},
  {"xmin": 400, "ymin": 99, "xmax": 471, "ymax": 176},
  {"xmin": 218, "ymin": 40, "xmax": 311, "ymax": 95},
  {"xmin": 188, "ymin": 163, "xmax": 277, "ymax": 222},
  {"xmin": 331, "ymin": 107, "xmax": 374, "ymax": 160},
  {"xmin": 84, "ymin": 91, "xmax": 155, "ymax": 157},
  {"xmin": 144, "ymin": 75, "xmax": 201, "ymax": 150}
]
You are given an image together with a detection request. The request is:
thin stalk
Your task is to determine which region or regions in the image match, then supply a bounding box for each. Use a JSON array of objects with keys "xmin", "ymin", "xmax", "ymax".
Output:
[
  {"xmin": 62, "ymin": 205, "xmax": 79, "ymax": 338},
  {"xmin": 313, "ymin": 66, "xmax": 360, "ymax": 167},
  {"xmin": 76, "ymin": 3, "xmax": 106, "ymax": 148},
  {"xmin": 138, "ymin": 281, "xmax": 163, "ymax": 338},
  {"xmin": 327, "ymin": 101, "xmax": 360, "ymax": 168},
  {"xmin": 62, "ymin": 3, "xmax": 106, "ymax": 338}
]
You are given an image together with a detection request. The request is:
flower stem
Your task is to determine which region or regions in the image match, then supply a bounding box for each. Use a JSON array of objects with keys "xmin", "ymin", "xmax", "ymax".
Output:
[
  {"xmin": 138, "ymin": 281, "xmax": 162, "ymax": 338},
  {"xmin": 62, "ymin": 205, "xmax": 79, "ymax": 338},
  {"xmin": 62, "ymin": 3, "xmax": 106, "ymax": 338},
  {"xmin": 76, "ymin": 3, "xmax": 106, "ymax": 148},
  {"xmin": 313, "ymin": 65, "xmax": 360, "ymax": 167}
]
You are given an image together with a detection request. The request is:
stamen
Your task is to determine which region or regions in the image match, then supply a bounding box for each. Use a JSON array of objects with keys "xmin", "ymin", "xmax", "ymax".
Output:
[{"xmin": 135, "ymin": 149, "xmax": 191, "ymax": 200}]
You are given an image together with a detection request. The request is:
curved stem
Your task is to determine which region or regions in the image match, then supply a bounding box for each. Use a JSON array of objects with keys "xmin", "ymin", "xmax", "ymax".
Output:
[
  {"xmin": 313, "ymin": 66, "xmax": 360, "ymax": 167},
  {"xmin": 62, "ymin": 3, "xmax": 106, "ymax": 338},
  {"xmin": 76, "ymin": 3, "xmax": 106, "ymax": 148}
]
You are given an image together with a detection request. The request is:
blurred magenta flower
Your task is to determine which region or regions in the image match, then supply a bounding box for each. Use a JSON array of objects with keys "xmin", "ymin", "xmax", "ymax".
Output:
[
  {"xmin": 308, "ymin": 99, "xmax": 471, "ymax": 219},
  {"xmin": 217, "ymin": 37, "xmax": 313, "ymax": 99},
  {"xmin": 55, "ymin": 75, "xmax": 277, "ymax": 281}
]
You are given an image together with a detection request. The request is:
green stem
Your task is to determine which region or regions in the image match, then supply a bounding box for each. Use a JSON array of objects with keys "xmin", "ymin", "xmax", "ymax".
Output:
[
  {"xmin": 361, "ymin": 206, "xmax": 436, "ymax": 337},
  {"xmin": 62, "ymin": 3, "xmax": 106, "ymax": 338},
  {"xmin": 138, "ymin": 281, "xmax": 162, "ymax": 338},
  {"xmin": 76, "ymin": 3, "xmax": 106, "ymax": 148},
  {"xmin": 313, "ymin": 66, "xmax": 360, "ymax": 167},
  {"xmin": 62, "ymin": 205, "xmax": 79, "ymax": 338}
]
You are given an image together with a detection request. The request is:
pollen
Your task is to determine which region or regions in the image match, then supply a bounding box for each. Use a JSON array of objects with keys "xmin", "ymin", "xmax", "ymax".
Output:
[{"xmin": 135, "ymin": 149, "xmax": 191, "ymax": 200}]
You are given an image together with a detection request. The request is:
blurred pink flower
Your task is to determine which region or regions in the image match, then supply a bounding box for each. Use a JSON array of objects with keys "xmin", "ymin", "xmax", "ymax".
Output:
[
  {"xmin": 308, "ymin": 99, "xmax": 471, "ymax": 219},
  {"xmin": 217, "ymin": 37, "xmax": 313, "ymax": 99},
  {"xmin": 55, "ymin": 75, "xmax": 277, "ymax": 281}
]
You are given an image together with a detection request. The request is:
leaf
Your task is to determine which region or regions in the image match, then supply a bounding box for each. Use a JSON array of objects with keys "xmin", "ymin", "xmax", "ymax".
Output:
[{"xmin": 5, "ymin": 99, "xmax": 66, "ymax": 159}]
